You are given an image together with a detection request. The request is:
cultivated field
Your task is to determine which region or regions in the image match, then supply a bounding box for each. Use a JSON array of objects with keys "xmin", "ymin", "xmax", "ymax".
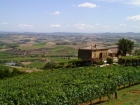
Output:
[{"xmin": 0, "ymin": 32, "xmax": 140, "ymax": 104}]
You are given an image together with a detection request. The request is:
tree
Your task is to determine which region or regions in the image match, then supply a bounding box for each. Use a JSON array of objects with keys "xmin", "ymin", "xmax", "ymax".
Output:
[{"xmin": 117, "ymin": 38, "xmax": 134, "ymax": 56}]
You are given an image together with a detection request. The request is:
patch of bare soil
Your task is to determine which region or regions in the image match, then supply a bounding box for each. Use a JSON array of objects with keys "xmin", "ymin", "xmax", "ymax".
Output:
[
  {"xmin": 128, "ymin": 90, "xmax": 140, "ymax": 94},
  {"xmin": 46, "ymin": 42, "xmax": 56, "ymax": 45},
  {"xmin": 20, "ymin": 43, "xmax": 33, "ymax": 47},
  {"xmin": 24, "ymin": 69, "xmax": 42, "ymax": 73},
  {"xmin": 21, "ymin": 62, "xmax": 31, "ymax": 65},
  {"xmin": 80, "ymin": 96, "xmax": 110, "ymax": 105},
  {"xmin": 0, "ymin": 49, "xmax": 9, "ymax": 52}
]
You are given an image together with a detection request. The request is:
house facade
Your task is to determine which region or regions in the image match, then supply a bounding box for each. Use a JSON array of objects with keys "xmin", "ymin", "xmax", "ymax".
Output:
[{"xmin": 78, "ymin": 46, "xmax": 108, "ymax": 60}]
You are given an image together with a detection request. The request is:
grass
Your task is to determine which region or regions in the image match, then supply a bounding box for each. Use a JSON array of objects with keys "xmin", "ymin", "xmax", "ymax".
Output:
[
  {"xmin": 26, "ymin": 61, "xmax": 46, "ymax": 68},
  {"xmin": 122, "ymin": 56, "xmax": 140, "ymax": 59},
  {"xmin": 0, "ymin": 52, "xmax": 18, "ymax": 58},
  {"xmin": 96, "ymin": 84, "xmax": 140, "ymax": 105}
]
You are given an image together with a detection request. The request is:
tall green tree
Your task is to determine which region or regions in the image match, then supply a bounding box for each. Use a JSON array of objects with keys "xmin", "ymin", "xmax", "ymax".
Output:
[{"xmin": 117, "ymin": 38, "xmax": 134, "ymax": 56}]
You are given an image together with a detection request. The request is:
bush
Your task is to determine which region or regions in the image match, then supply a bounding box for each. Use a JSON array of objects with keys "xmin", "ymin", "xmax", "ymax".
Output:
[
  {"xmin": 118, "ymin": 58, "xmax": 140, "ymax": 66},
  {"xmin": 0, "ymin": 68, "xmax": 11, "ymax": 79},
  {"xmin": 118, "ymin": 58, "xmax": 125, "ymax": 65},
  {"xmin": 43, "ymin": 61, "xmax": 56, "ymax": 70},
  {"xmin": 107, "ymin": 58, "xmax": 113, "ymax": 64},
  {"xmin": 12, "ymin": 68, "xmax": 22, "ymax": 76}
]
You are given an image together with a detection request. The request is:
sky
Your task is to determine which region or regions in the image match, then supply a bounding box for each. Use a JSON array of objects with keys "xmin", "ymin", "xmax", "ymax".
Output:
[{"xmin": 0, "ymin": 0, "xmax": 140, "ymax": 33}]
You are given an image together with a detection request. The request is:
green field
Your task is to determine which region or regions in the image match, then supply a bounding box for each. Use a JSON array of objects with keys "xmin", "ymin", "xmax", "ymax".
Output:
[
  {"xmin": 48, "ymin": 45, "xmax": 77, "ymax": 56},
  {"xmin": 0, "ymin": 52, "xmax": 18, "ymax": 59},
  {"xmin": 50, "ymin": 57, "xmax": 77, "ymax": 63},
  {"xmin": 32, "ymin": 42, "xmax": 46, "ymax": 47},
  {"xmin": 18, "ymin": 46, "xmax": 45, "ymax": 50},
  {"xmin": 17, "ymin": 45, "xmax": 77, "ymax": 56},
  {"xmin": 26, "ymin": 61, "xmax": 46, "ymax": 68},
  {"xmin": 17, "ymin": 42, "xmax": 47, "ymax": 50},
  {"xmin": 0, "ymin": 57, "xmax": 37, "ymax": 62},
  {"xmin": 122, "ymin": 56, "xmax": 140, "ymax": 59},
  {"xmin": 0, "ymin": 65, "xmax": 140, "ymax": 105}
]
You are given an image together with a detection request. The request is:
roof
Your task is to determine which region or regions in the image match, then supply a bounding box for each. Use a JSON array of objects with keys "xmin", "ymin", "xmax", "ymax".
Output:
[
  {"xmin": 108, "ymin": 48, "xmax": 118, "ymax": 54},
  {"xmin": 79, "ymin": 45, "xmax": 108, "ymax": 51}
]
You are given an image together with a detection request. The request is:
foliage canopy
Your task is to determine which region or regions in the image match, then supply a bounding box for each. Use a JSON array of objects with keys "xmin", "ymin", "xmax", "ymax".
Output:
[{"xmin": 117, "ymin": 38, "xmax": 134, "ymax": 56}]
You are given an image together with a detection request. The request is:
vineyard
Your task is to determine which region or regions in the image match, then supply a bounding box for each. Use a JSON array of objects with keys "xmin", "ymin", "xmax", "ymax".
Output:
[{"xmin": 0, "ymin": 65, "xmax": 140, "ymax": 105}]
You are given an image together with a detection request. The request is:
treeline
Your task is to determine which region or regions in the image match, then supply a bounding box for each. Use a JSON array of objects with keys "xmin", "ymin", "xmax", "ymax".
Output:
[
  {"xmin": 43, "ymin": 58, "xmax": 113, "ymax": 70},
  {"xmin": 118, "ymin": 58, "xmax": 140, "ymax": 66}
]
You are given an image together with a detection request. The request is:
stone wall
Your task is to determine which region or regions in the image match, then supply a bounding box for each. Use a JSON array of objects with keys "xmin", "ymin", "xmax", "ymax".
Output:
[
  {"xmin": 92, "ymin": 50, "xmax": 108, "ymax": 59},
  {"xmin": 78, "ymin": 49, "xmax": 108, "ymax": 60},
  {"xmin": 78, "ymin": 49, "xmax": 92, "ymax": 59}
]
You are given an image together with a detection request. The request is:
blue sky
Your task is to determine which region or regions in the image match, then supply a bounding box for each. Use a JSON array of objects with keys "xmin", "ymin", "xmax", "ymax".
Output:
[{"xmin": 0, "ymin": 0, "xmax": 140, "ymax": 33}]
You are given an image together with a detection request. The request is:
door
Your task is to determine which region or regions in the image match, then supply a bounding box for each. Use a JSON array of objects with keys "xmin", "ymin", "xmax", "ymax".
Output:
[{"xmin": 99, "ymin": 53, "xmax": 103, "ymax": 59}]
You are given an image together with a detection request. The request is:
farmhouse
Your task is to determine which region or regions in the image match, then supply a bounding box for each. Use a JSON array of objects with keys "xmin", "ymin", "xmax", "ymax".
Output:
[
  {"xmin": 78, "ymin": 45, "xmax": 108, "ymax": 60},
  {"xmin": 78, "ymin": 45, "xmax": 118, "ymax": 60}
]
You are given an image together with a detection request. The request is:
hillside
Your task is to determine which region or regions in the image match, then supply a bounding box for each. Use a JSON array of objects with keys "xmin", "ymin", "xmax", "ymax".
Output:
[{"xmin": 1, "ymin": 65, "xmax": 140, "ymax": 105}]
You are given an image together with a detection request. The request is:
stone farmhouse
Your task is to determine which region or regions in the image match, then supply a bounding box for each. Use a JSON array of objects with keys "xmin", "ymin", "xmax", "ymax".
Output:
[{"xmin": 78, "ymin": 45, "xmax": 118, "ymax": 60}]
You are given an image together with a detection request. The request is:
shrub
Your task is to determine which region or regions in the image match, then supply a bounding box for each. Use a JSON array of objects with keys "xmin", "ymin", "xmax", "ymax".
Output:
[
  {"xmin": 0, "ymin": 68, "xmax": 11, "ymax": 79},
  {"xmin": 107, "ymin": 58, "xmax": 113, "ymax": 64},
  {"xmin": 12, "ymin": 68, "xmax": 21, "ymax": 76},
  {"xmin": 43, "ymin": 61, "xmax": 56, "ymax": 70}
]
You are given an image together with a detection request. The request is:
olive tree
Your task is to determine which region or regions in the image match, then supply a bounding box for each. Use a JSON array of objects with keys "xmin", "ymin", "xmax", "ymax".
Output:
[{"xmin": 117, "ymin": 38, "xmax": 134, "ymax": 56}]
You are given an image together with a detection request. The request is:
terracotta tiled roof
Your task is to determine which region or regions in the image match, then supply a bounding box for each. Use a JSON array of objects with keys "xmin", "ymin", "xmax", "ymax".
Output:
[
  {"xmin": 108, "ymin": 48, "xmax": 118, "ymax": 54},
  {"xmin": 80, "ymin": 45, "xmax": 107, "ymax": 50}
]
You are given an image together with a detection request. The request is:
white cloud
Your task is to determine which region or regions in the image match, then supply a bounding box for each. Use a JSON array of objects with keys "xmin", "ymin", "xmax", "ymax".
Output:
[
  {"xmin": 18, "ymin": 24, "xmax": 33, "ymax": 28},
  {"xmin": 130, "ymin": 0, "xmax": 140, "ymax": 5},
  {"xmin": 2, "ymin": 22, "xmax": 8, "ymax": 25},
  {"xmin": 74, "ymin": 22, "xmax": 95, "ymax": 29},
  {"xmin": 95, "ymin": 23, "xmax": 102, "ymax": 26},
  {"xmin": 126, "ymin": 15, "xmax": 140, "ymax": 21},
  {"xmin": 120, "ymin": 24, "xmax": 126, "ymax": 26},
  {"xmin": 74, "ymin": 23, "xmax": 86, "ymax": 29},
  {"xmin": 50, "ymin": 24, "xmax": 61, "ymax": 28},
  {"xmin": 51, "ymin": 11, "xmax": 60, "ymax": 15},
  {"xmin": 78, "ymin": 2, "xmax": 97, "ymax": 8}
]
